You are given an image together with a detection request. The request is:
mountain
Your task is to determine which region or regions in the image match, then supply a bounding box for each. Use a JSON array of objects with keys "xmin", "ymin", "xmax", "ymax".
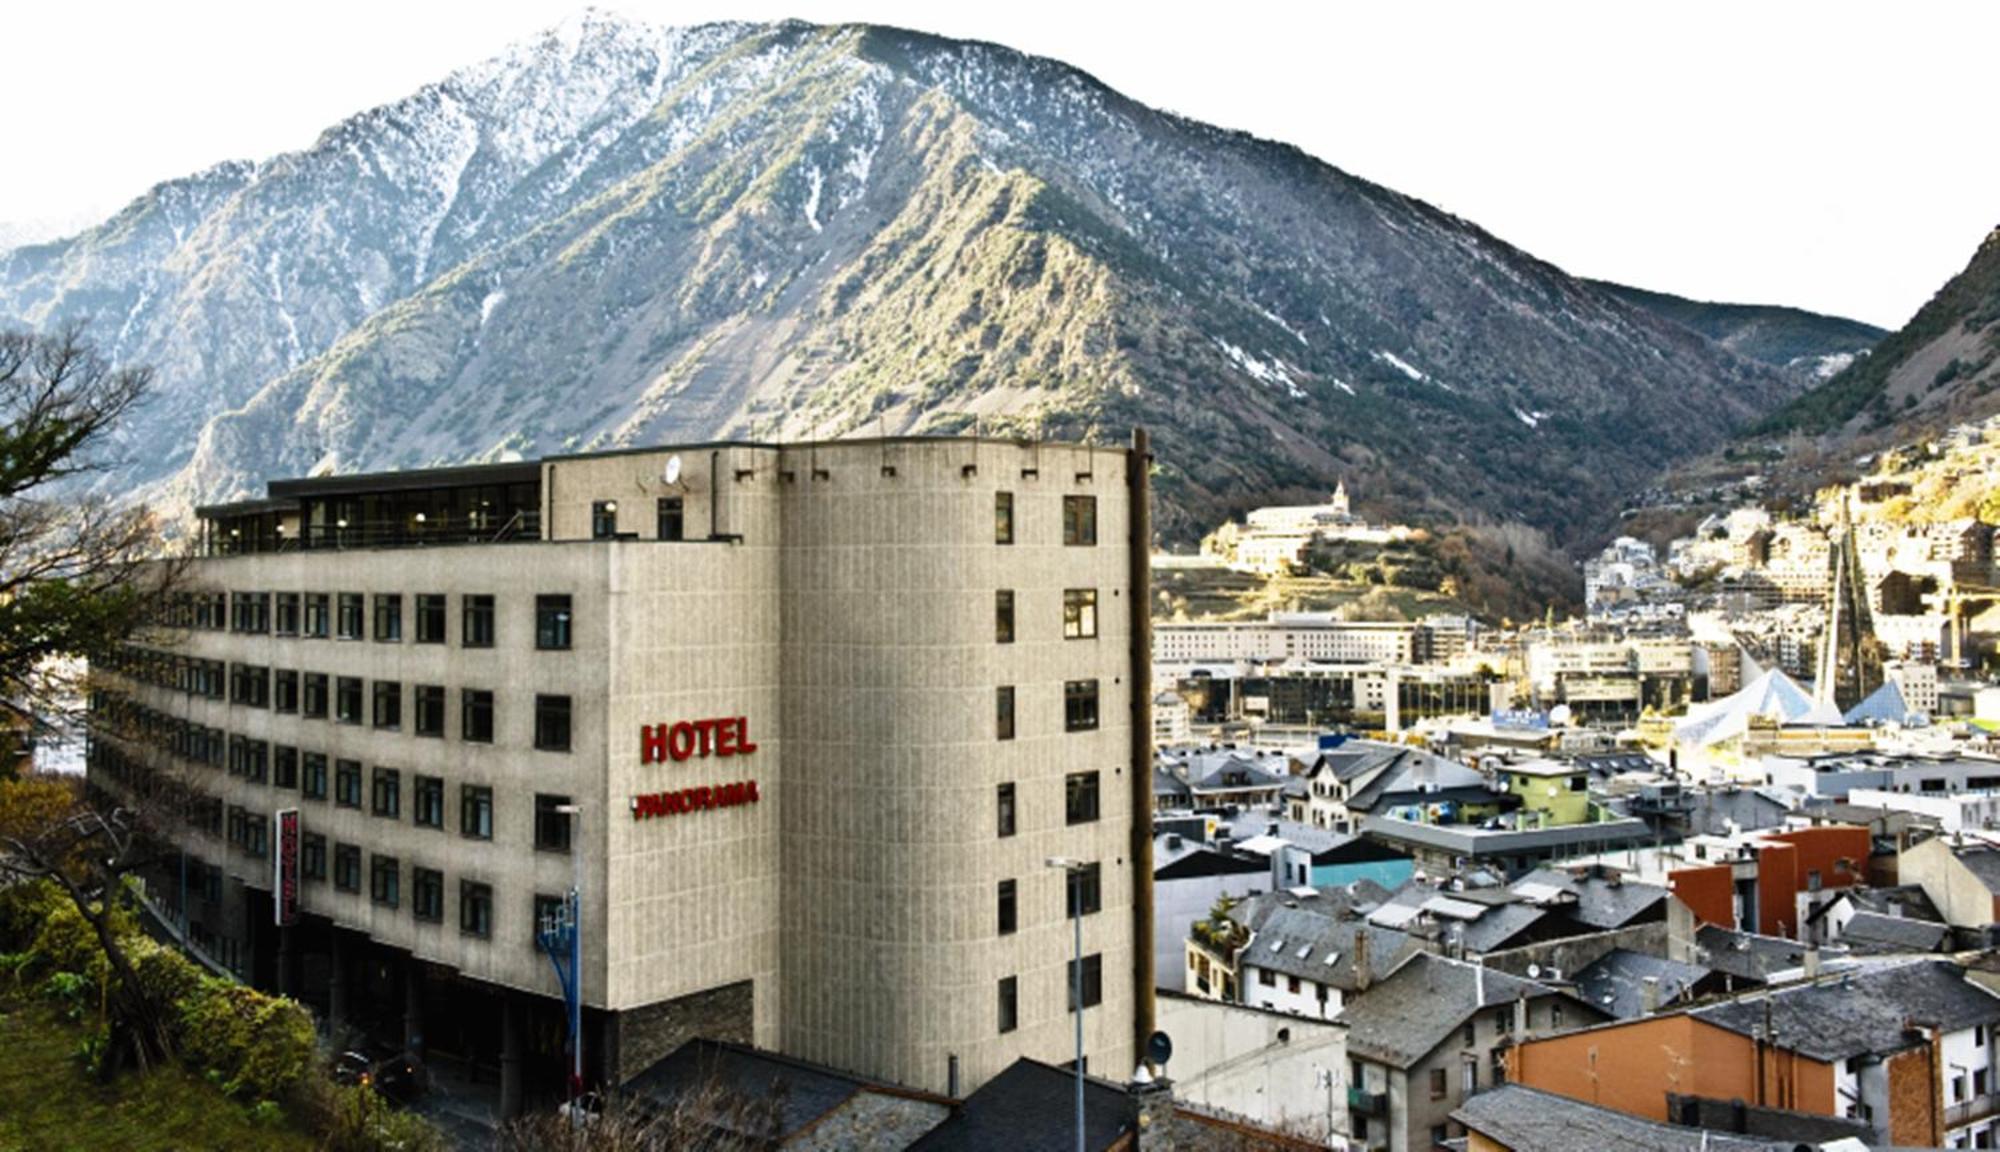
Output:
[
  {"xmin": 0, "ymin": 12, "xmax": 1807, "ymax": 546},
  {"xmin": 1586, "ymin": 280, "xmax": 1884, "ymax": 379},
  {"xmin": 1755, "ymin": 227, "xmax": 2000, "ymax": 443}
]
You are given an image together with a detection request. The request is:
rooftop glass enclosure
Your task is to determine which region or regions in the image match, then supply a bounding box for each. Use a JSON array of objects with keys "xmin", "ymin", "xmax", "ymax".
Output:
[{"xmin": 199, "ymin": 463, "xmax": 541, "ymax": 555}]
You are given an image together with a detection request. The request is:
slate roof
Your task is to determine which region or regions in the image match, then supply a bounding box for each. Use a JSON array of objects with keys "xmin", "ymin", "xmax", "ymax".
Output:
[
  {"xmin": 1681, "ymin": 787, "xmax": 1792, "ymax": 837},
  {"xmin": 1453, "ymin": 1084, "xmax": 1792, "ymax": 1152},
  {"xmin": 1511, "ymin": 867, "xmax": 1668, "ymax": 930},
  {"xmin": 1694, "ymin": 960, "xmax": 2000, "ymax": 1062},
  {"xmin": 1455, "ymin": 902, "xmax": 1551, "ymax": 953},
  {"xmin": 1153, "ymin": 765, "xmax": 1193, "ymax": 801},
  {"xmin": 1237, "ymin": 901, "xmax": 1421, "ymax": 990},
  {"xmin": 1951, "ymin": 843, "xmax": 2000, "ymax": 894},
  {"xmin": 1338, "ymin": 954, "xmax": 1562, "ymax": 1068},
  {"xmin": 1693, "ymin": 925, "xmax": 1812, "ymax": 982},
  {"xmin": 1153, "ymin": 845, "xmax": 1271, "ymax": 882},
  {"xmin": 908, "ymin": 1058, "xmax": 1133, "ymax": 1152},
  {"xmin": 1575, "ymin": 950, "xmax": 1714, "ymax": 1019},
  {"xmin": 1835, "ymin": 884, "xmax": 1942, "ymax": 924},
  {"xmin": 1837, "ymin": 910, "xmax": 1950, "ymax": 954},
  {"xmin": 627, "ymin": 1038, "xmax": 949, "ymax": 1146}
]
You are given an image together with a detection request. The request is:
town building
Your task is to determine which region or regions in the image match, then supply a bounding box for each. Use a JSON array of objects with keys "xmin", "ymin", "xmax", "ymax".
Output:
[{"xmin": 88, "ymin": 436, "xmax": 1153, "ymax": 1107}]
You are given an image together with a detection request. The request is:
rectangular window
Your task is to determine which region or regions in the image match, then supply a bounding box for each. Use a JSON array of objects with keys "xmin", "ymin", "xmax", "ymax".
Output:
[
  {"xmin": 535, "ymin": 794, "xmax": 573, "ymax": 853},
  {"xmin": 304, "ymin": 594, "xmax": 329, "ymax": 638},
  {"xmin": 302, "ymin": 673, "xmax": 329, "ymax": 719},
  {"xmin": 336, "ymin": 593, "xmax": 363, "ymax": 640},
  {"xmin": 462, "ymin": 594, "xmax": 495, "ymax": 648},
  {"xmin": 995, "ymin": 491, "xmax": 1014, "ymax": 545},
  {"xmin": 371, "ymin": 767, "xmax": 401, "ymax": 819},
  {"xmin": 335, "ymin": 760, "xmax": 363, "ymax": 808},
  {"xmin": 1066, "ymin": 771, "xmax": 1101, "ymax": 825},
  {"xmin": 273, "ymin": 746, "xmax": 298, "ymax": 790},
  {"xmin": 373, "ymin": 594, "xmax": 402, "ymax": 642},
  {"xmin": 998, "ymin": 976, "xmax": 1018, "ymax": 1034},
  {"xmin": 658, "ymin": 496, "xmax": 684, "ymax": 541},
  {"xmin": 997, "ymin": 783, "xmax": 1017, "ymax": 838},
  {"xmin": 413, "ymin": 776, "xmax": 444, "ymax": 829},
  {"xmin": 998, "ymin": 879, "xmax": 1017, "ymax": 935},
  {"xmin": 301, "ymin": 833, "xmax": 326, "ymax": 882},
  {"xmin": 592, "ymin": 500, "xmax": 618, "ymax": 539},
  {"xmin": 414, "ymin": 685, "xmax": 445, "ymax": 737},
  {"xmin": 1067, "ymin": 861, "xmax": 1103, "ymax": 917},
  {"xmin": 370, "ymin": 855, "xmax": 399, "ymax": 908},
  {"xmin": 412, "ymin": 867, "xmax": 444, "ymax": 923},
  {"xmin": 1069, "ymin": 953, "xmax": 1103, "ymax": 1011},
  {"xmin": 1065, "ymin": 679, "xmax": 1100, "ymax": 732},
  {"xmin": 302, "ymin": 754, "xmax": 328, "ymax": 801},
  {"xmin": 373, "ymin": 681, "xmax": 402, "ymax": 730},
  {"xmin": 462, "ymin": 689, "xmax": 494, "ymax": 743},
  {"xmin": 1430, "ymin": 1068, "xmax": 1448, "ymax": 1100},
  {"xmin": 273, "ymin": 669, "xmax": 299, "ymax": 714},
  {"xmin": 333, "ymin": 843, "xmax": 361, "ymax": 892},
  {"xmin": 1063, "ymin": 589, "xmax": 1098, "ymax": 639},
  {"xmin": 460, "ymin": 881, "xmax": 492, "ymax": 938},
  {"xmin": 995, "ymin": 590, "xmax": 1015, "ymax": 643},
  {"xmin": 535, "ymin": 695, "xmax": 572, "ymax": 752},
  {"xmin": 461, "ymin": 785, "xmax": 493, "ymax": 840},
  {"xmin": 335, "ymin": 676, "xmax": 362, "ymax": 724},
  {"xmin": 275, "ymin": 593, "xmax": 301, "ymax": 636},
  {"xmin": 415, "ymin": 594, "xmax": 447, "ymax": 644},
  {"xmin": 1063, "ymin": 494, "xmax": 1097, "ymax": 546},
  {"xmin": 245, "ymin": 815, "xmax": 268, "ymax": 858},
  {"xmin": 536, "ymin": 595, "xmax": 573, "ymax": 650},
  {"xmin": 997, "ymin": 686, "xmax": 1016, "ymax": 741}
]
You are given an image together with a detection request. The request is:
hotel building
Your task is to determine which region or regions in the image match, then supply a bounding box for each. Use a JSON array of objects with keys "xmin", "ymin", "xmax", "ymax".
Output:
[{"xmin": 88, "ymin": 435, "xmax": 1154, "ymax": 1108}]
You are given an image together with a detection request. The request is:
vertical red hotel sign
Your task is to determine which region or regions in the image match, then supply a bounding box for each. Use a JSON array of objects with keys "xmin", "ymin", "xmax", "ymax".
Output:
[{"xmin": 273, "ymin": 808, "xmax": 300, "ymax": 926}]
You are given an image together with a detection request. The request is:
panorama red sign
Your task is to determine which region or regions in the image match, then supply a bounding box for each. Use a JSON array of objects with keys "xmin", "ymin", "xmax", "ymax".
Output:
[{"xmin": 273, "ymin": 808, "xmax": 300, "ymax": 926}]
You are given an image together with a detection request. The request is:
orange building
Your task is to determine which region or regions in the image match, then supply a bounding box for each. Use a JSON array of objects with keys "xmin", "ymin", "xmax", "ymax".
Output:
[{"xmin": 1666, "ymin": 825, "xmax": 1870, "ymax": 938}]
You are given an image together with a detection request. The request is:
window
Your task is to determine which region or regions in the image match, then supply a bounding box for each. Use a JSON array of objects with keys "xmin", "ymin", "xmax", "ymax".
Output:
[
  {"xmin": 335, "ymin": 760, "xmax": 362, "ymax": 808},
  {"xmin": 245, "ymin": 815, "xmax": 268, "ymax": 858},
  {"xmin": 335, "ymin": 676, "xmax": 363, "ymax": 724},
  {"xmin": 1430, "ymin": 1067, "xmax": 1448, "ymax": 1100},
  {"xmin": 998, "ymin": 879, "xmax": 1017, "ymax": 935},
  {"xmin": 373, "ymin": 594, "xmax": 402, "ymax": 642},
  {"xmin": 460, "ymin": 881, "xmax": 493, "ymax": 937},
  {"xmin": 1063, "ymin": 589, "xmax": 1098, "ymax": 639},
  {"xmin": 336, "ymin": 593, "xmax": 364, "ymax": 640},
  {"xmin": 1550, "ymin": 1001, "xmax": 1564, "ymax": 1029},
  {"xmin": 1066, "ymin": 771, "xmax": 1101, "ymax": 825},
  {"xmin": 273, "ymin": 746, "xmax": 298, "ymax": 790},
  {"xmin": 1062, "ymin": 495, "xmax": 1096, "ymax": 546},
  {"xmin": 997, "ymin": 783, "xmax": 1016, "ymax": 838},
  {"xmin": 302, "ymin": 754, "xmax": 328, "ymax": 800},
  {"xmin": 1259, "ymin": 968, "xmax": 1276, "ymax": 988},
  {"xmin": 372, "ymin": 767, "xmax": 401, "ymax": 819},
  {"xmin": 996, "ymin": 686, "xmax": 1015, "ymax": 741},
  {"xmin": 995, "ymin": 590, "xmax": 1015, "ymax": 643},
  {"xmin": 1064, "ymin": 679, "xmax": 1100, "ymax": 732},
  {"xmin": 462, "ymin": 689, "xmax": 494, "ymax": 743},
  {"xmin": 592, "ymin": 500, "xmax": 618, "ymax": 539},
  {"xmin": 370, "ymin": 855, "xmax": 399, "ymax": 908},
  {"xmin": 414, "ymin": 685, "xmax": 445, "ymax": 737},
  {"xmin": 658, "ymin": 496, "xmax": 684, "ymax": 541},
  {"xmin": 535, "ymin": 695, "xmax": 572, "ymax": 752},
  {"xmin": 1463, "ymin": 1060, "xmax": 1477, "ymax": 1096},
  {"xmin": 536, "ymin": 595, "xmax": 573, "ymax": 650},
  {"xmin": 304, "ymin": 593, "xmax": 330, "ymax": 638},
  {"xmin": 461, "ymin": 786, "xmax": 493, "ymax": 839},
  {"xmin": 1066, "ymin": 861, "xmax": 1102, "ymax": 917},
  {"xmin": 302, "ymin": 673, "xmax": 329, "ymax": 719},
  {"xmin": 412, "ymin": 868, "xmax": 444, "ymax": 923},
  {"xmin": 1288, "ymin": 975, "xmax": 1301, "ymax": 994},
  {"xmin": 415, "ymin": 594, "xmax": 447, "ymax": 644},
  {"xmin": 273, "ymin": 669, "xmax": 299, "ymax": 713},
  {"xmin": 995, "ymin": 492, "xmax": 1014, "ymax": 545},
  {"xmin": 333, "ymin": 843, "xmax": 361, "ymax": 892},
  {"xmin": 413, "ymin": 776, "xmax": 444, "ymax": 829},
  {"xmin": 1069, "ymin": 953, "xmax": 1103, "ymax": 1011},
  {"xmin": 301, "ymin": 834, "xmax": 326, "ymax": 882},
  {"xmin": 373, "ymin": 681, "xmax": 402, "ymax": 730},
  {"xmin": 998, "ymin": 976, "xmax": 1018, "ymax": 1034},
  {"xmin": 275, "ymin": 593, "xmax": 301, "ymax": 636},
  {"xmin": 462, "ymin": 594, "xmax": 495, "ymax": 648},
  {"xmin": 1463, "ymin": 1022, "xmax": 1476, "ymax": 1046},
  {"xmin": 535, "ymin": 794, "xmax": 573, "ymax": 853}
]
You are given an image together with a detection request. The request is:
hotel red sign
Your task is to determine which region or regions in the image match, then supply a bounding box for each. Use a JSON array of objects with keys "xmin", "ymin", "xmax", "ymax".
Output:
[
  {"xmin": 634, "ymin": 717, "xmax": 760, "ymax": 821},
  {"xmin": 273, "ymin": 808, "xmax": 300, "ymax": 926}
]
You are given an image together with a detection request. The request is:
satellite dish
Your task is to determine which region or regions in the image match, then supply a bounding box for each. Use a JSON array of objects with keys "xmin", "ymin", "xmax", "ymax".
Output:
[
  {"xmin": 1146, "ymin": 1030, "xmax": 1173, "ymax": 1068},
  {"xmin": 1527, "ymin": 963, "xmax": 1543, "ymax": 979},
  {"xmin": 664, "ymin": 455, "xmax": 683, "ymax": 486},
  {"xmin": 1549, "ymin": 704, "xmax": 1573, "ymax": 727}
]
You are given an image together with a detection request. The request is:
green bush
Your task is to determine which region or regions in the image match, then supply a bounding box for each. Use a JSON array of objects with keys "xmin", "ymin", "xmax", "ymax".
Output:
[
  {"xmin": 175, "ymin": 979, "xmax": 317, "ymax": 1101},
  {"xmin": 0, "ymin": 878, "xmax": 64, "ymax": 951},
  {"xmin": 296, "ymin": 1079, "xmax": 449, "ymax": 1152}
]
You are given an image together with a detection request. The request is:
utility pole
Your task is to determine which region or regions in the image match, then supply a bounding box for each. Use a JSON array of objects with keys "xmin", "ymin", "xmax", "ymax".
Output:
[
  {"xmin": 1049, "ymin": 856, "xmax": 1086, "ymax": 1152},
  {"xmin": 539, "ymin": 804, "xmax": 584, "ymax": 1106}
]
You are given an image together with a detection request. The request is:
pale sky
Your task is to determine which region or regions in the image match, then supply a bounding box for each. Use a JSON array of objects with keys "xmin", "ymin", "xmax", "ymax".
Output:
[{"xmin": 6, "ymin": 0, "xmax": 1995, "ymax": 328}]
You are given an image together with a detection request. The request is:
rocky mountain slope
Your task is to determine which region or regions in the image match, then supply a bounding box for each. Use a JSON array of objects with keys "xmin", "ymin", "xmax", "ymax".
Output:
[
  {"xmin": 0, "ymin": 13, "xmax": 1811, "ymax": 545},
  {"xmin": 1587, "ymin": 280, "xmax": 1884, "ymax": 379}
]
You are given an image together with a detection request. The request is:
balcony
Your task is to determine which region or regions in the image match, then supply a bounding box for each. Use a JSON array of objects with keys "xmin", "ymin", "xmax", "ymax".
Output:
[
  {"xmin": 1347, "ymin": 1086, "xmax": 1387, "ymax": 1115},
  {"xmin": 1945, "ymin": 1092, "xmax": 2000, "ymax": 1130}
]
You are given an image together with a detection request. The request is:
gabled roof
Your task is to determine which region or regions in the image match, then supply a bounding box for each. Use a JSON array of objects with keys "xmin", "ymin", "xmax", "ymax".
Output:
[
  {"xmin": 1338, "ymin": 954, "xmax": 1565, "ymax": 1068},
  {"xmin": 1837, "ymin": 910, "xmax": 1950, "ymax": 954},
  {"xmin": 1575, "ymin": 950, "xmax": 1714, "ymax": 1019},
  {"xmin": 1453, "ymin": 1085, "xmax": 1793, "ymax": 1152},
  {"xmin": 1694, "ymin": 925, "xmax": 1809, "ymax": 982},
  {"xmin": 1511, "ymin": 867, "xmax": 1668, "ymax": 931},
  {"xmin": 1943, "ymin": 842, "xmax": 2000, "ymax": 894},
  {"xmin": 1694, "ymin": 960, "xmax": 2000, "ymax": 1062},
  {"xmin": 1237, "ymin": 903, "xmax": 1421, "ymax": 990},
  {"xmin": 627, "ymin": 1038, "xmax": 949, "ymax": 1146},
  {"xmin": 908, "ymin": 1059, "xmax": 1132, "ymax": 1152}
]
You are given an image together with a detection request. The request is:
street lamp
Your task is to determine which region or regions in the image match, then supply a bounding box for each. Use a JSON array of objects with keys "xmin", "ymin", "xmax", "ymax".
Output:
[
  {"xmin": 1047, "ymin": 856, "xmax": 1085, "ymax": 1152},
  {"xmin": 538, "ymin": 804, "xmax": 584, "ymax": 1107}
]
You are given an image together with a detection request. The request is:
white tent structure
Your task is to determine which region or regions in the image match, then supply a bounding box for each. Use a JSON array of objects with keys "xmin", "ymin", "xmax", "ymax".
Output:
[{"xmin": 1674, "ymin": 667, "xmax": 1846, "ymax": 750}]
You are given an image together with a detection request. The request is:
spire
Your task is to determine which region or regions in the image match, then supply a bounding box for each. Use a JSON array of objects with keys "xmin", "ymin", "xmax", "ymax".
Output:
[{"xmin": 1332, "ymin": 479, "xmax": 1350, "ymax": 517}]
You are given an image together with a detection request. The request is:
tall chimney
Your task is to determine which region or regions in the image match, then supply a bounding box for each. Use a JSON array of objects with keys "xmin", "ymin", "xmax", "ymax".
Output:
[
  {"xmin": 1803, "ymin": 947, "xmax": 1822, "ymax": 980},
  {"xmin": 1641, "ymin": 975, "xmax": 1661, "ymax": 1015},
  {"xmin": 1512, "ymin": 991, "xmax": 1529, "ymax": 1042},
  {"xmin": 1354, "ymin": 931, "xmax": 1373, "ymax": 993}
]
